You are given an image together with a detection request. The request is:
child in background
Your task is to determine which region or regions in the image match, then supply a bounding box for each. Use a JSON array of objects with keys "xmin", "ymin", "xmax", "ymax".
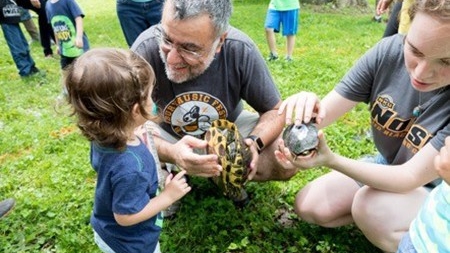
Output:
[
  {"xmin": 64, "ymin": 48, "xmax": 191, "ymax": 253},
  {"xmin": 397, "ymin": 136, "xmax": 450, "ymax": 253},
  {"xmin": 264, "ymin": 0, "xmax": 300, "ymax": 62},
  {"xmin": 46, "ymin": 0, "xmax": 89, "ymax": 69}
]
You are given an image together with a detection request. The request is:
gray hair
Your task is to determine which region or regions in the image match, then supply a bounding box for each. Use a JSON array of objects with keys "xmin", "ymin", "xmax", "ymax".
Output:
[{"xmin": 165, "ymin": 0, "xmax": 232, "ymax": 37}]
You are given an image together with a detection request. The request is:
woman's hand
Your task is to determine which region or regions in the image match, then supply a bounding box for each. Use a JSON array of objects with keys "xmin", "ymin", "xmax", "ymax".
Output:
[
  {"xmin": 278, "ymin": 91, "xmax": 326, "ymax": 126},
  {"xmin": 274, "ymin": 130, "xmax": 334, "ymax": 170}
]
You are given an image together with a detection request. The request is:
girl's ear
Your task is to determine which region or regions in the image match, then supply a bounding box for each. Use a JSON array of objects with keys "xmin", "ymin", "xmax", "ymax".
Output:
[{"xmin": 131, "ymin": 103, "xmax": 141, "ymax": 120}]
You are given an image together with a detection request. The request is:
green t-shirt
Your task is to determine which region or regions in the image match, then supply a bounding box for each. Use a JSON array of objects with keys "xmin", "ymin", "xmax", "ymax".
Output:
[{"xmin": 269, "ymin": 0, "xmax": 300, "ymax": 11}]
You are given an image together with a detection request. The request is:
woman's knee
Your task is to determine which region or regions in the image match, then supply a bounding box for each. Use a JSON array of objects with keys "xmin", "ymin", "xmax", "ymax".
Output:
[{"xmin": 294, "ymin": 190, "xmax": 334, "ymax": 225}]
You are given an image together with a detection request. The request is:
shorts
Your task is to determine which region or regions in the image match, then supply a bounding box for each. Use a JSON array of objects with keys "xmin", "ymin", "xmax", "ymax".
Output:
[
  {"xmin": 94, "ymin": 231, "xmax": 161, "ymax": 253},
  {"xmin": 397, "ymin": 232, "xmax": 418, "ymax": 253},
  {"xmin": 355, "ymin": 154, "xmax": 389, "ymax": 187},
  {"xmin": 264, "ymin": 8, "xmax": 299, "ymax": 36}
]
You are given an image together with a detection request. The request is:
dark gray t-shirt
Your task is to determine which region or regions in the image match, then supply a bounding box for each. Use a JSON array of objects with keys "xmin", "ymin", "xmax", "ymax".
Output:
[
  {"xmin": 336, "ymin": 34, "xmax": 450, "ymax": 168},
  {"xmin": 132, "ymin": 25, "xmax": 280, "ymax": 139}
]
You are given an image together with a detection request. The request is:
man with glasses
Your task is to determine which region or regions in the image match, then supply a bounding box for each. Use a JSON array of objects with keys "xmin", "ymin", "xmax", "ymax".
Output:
[{"xmin": 132, "ymin": 0, "xmax": 297, "ymax": 207}]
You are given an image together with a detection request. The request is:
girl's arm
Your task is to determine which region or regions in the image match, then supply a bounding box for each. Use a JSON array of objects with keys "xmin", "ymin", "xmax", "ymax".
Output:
[
  {"xmin": 114, "ymin": 171, "xmax": 191, "ymax": 226},
  {"xmin": 279, "ymin": 132, "xmax": 439, "ymax": 192}
]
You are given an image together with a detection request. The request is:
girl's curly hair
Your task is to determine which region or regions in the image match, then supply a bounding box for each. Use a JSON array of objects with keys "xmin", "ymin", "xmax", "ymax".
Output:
[{"xmin": 64, "ymin": 48, "xmax": 158, "ymax": 150}]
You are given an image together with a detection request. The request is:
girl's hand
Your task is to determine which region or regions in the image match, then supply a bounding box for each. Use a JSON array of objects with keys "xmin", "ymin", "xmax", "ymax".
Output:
[
  {"xmin": 278, "ymin": 91, "xmax": 326, "ymax": 126},
  {"xmin": 163, "ymin": 170, "xmax": 191, "ymax": 202},
  {"xmin": 274, "ymin": 131, "xmax": 333, "ymax": 170}
]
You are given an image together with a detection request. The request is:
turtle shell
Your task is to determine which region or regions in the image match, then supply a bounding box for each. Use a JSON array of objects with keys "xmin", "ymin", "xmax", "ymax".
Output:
[
  {"xmin": 204, "ymin": 119, "xmax": 252, "ymax": 199},
  {"xmin": 282, "ymin": 122, "xmax": 319, "ymax": 156}
]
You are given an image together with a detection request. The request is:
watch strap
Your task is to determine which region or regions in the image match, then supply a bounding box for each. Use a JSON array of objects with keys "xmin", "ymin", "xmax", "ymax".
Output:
[{"xmin": 247, "ymin": 135, "xmax": 264, "ymax": 154}]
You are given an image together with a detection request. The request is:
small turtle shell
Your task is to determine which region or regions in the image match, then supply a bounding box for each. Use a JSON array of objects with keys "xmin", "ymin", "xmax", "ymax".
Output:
[{"xmin": 282, "ymin": 122, "xmax": 319, "ymax": 156}]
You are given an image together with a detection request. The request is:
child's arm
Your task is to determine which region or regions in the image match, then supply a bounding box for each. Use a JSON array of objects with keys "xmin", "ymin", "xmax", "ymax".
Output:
[
  {"xmin": 435, "ymin": 136, "xmax": 450, "ymax": 185},
  {"xmin": 114, "ymin": 170, "xmax": 191, "ymax": 226},
  {"xmin": 74, "ymin": 16, "xmax": 84, "ymax": 48}
]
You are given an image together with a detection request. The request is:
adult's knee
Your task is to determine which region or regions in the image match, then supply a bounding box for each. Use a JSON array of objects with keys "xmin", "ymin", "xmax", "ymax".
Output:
[
  {"xmin": 294, "ymin": 190, "xmax": 334, "ymax": 226},
  {"xmin": 352, "ymin": 188, "xmax": 400, "ymax": 252}
]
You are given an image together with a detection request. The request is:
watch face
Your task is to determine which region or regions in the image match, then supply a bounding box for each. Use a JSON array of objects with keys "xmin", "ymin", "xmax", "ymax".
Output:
[{"xmin": 255, "ymin": 137, "xmax": 264, "ymax": 150}]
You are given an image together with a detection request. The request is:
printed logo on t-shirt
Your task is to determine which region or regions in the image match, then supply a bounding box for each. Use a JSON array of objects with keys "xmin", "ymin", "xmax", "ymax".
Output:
[
  {"xmin": 371, "ymin": 94, "xmax": 432, "ymax": 154},
  {"xmin": 163, "ymin": 92, "xmax": 227, "ymax": 138},
  {"xmin": 51, "ymin": 15, "xmax": 84, "ymax": 57}
]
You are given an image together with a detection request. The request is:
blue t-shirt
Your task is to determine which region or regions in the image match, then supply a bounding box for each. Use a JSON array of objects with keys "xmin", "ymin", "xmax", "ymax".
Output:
[
  {"xmin": 90, "ymin": 140, "xmax": 163, "ymax": 253},
  {"xmin": 45, "ymin": 0, "xmax": 89, "ymax": 57}
]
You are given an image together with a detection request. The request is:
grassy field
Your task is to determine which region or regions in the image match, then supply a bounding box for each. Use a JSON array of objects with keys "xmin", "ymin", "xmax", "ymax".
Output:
[{"xmin": 0, "ymin": 0, "xmax": 386, "ymax": 252}]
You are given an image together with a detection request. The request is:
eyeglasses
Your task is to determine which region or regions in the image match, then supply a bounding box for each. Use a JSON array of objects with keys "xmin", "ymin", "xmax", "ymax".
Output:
[{"xmin": 155, "ymin": 27, "xmax": 218, "ymax": 63}]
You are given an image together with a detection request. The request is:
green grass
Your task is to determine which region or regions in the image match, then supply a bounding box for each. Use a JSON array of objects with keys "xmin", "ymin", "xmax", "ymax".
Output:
[{"xmin": 1, "ymin": 1, "xmax": 385, "ymax": 252}]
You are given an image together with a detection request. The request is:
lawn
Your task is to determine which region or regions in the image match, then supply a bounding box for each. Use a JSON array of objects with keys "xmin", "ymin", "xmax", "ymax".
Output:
[{"xmin": 0, "ymin": 0, "xmax": 386, "ymax": 252}]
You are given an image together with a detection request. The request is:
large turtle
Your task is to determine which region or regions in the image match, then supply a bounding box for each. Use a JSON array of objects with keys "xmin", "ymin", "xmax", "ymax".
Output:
[
  {"xmin": 204, "ymin": 119, "xmax": 252, "ymax": 199},
  {"xmin": 282, "ymin": 122, "xmax": 319, "ymax": 157}
]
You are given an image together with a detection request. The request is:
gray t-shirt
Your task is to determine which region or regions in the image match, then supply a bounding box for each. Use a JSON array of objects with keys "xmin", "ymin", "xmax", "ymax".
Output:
[
  {"xmin": 335, "ymin": 34, "xmax": 450, "ymax": 167},
  {"xmin": 132, "ymin": 25, "xmax": 280, "ymax": 138}
]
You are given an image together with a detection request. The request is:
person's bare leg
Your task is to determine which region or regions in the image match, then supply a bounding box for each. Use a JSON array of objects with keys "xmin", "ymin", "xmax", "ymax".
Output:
[
  {"xmin": 294, "ymin": 171, "xmax": 359, "ymax": 227},
  {"xmin": 286, "ymin": 35, "xmax": 295, "ymax": 60},
  {"xmin": 265, "ymin": 28, "xmax": 278, "ymax": 59},
  {"xmin": 352, "ymin": 186, "xmax": 428, "ymax": 252}
]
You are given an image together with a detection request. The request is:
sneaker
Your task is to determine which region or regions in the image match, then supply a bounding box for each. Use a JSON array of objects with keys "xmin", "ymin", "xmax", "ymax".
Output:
[
  {"xmin": 0, "ymin": 198, "xmax": 15, "ymax": 218},
  {"xmin": 285, "ymin": 56, "xmax": 293, "ymax": 62},
  {"xmin": 372, "ymin": 15, "xmax": 382, "ymax": 23},
  {"xmin": 22, "ymin": 66, "xmax": 45, "ymax": 78},
  {"xmin": 267, "ymin": 52, "xmax": 278, "ymax": 61}
]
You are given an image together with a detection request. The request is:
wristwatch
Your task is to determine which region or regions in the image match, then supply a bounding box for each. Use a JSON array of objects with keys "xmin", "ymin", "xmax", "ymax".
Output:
[{"xmin": 247, "ymin": 135, "xmax": 264, "ymax": 154}]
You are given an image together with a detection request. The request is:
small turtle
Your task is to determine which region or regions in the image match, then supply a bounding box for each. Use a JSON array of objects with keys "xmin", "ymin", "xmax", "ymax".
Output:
[
  {"xmin": 282, "ymin": 122, "xmax": 319, "ymax": 157},
  {"xmin": 204, "ymin": 119, "xmax": 252, "ymax": 199}
]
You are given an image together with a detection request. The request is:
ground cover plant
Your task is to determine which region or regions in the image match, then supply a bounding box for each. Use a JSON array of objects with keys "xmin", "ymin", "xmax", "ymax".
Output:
[{"xmin": 0, "ymin": 0, "xmax": 386, "ymax": 252}]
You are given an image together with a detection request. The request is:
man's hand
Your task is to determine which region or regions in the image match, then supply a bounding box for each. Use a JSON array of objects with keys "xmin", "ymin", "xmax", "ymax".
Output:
[
  {"xmin": 244, "ymin": 138, "xmax": 260, "ymax": 180},
  {"xmin": 173, "ymin": 135, "xmax": 222, "ymax": 177}
]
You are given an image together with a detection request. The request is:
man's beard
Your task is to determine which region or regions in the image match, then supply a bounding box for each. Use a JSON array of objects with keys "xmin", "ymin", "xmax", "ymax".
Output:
[{"xmin": 159, "ymin": 49, "xmax": 216, "ymax": 84}]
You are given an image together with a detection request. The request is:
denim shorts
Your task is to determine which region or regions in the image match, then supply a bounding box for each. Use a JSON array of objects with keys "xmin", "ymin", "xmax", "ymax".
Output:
[
  {"xmin": 355, "ymin": 154, "xmax": 388, "ymax": 187},
  {"xmin": 396, "ymin": 232, "xmax": 418, "ymax": 253}
]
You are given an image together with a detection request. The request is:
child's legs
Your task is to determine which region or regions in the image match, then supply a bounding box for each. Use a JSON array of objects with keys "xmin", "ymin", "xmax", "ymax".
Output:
[
  {"xmin": 93, "ymin": 231, "xmax": 116, "ymax": 253},
  {"xmin": 280, "ymin": 9, "xmax": 299, "ymax": 57},
  {"xmin": 264, "ymin": 9, "xmax": 281, "ymax": 54},
  {"xmin": 60, "ymin": 56, "xmax": 77, "ymax": 70}
]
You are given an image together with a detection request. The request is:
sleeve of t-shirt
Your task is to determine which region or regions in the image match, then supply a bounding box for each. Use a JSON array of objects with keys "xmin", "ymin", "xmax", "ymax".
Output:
[
  {"xmin": 68, "ymin": 0, "xmax": 85, "ymax": 18},
  {"xmin": 334, "ymin": 35, "xmax": 402, "ymax": 104},
  {"xmin": 236, "ymin": 34, "xmax": 281, "ymax": 113},
  {"xmin": 430, "ymin": 123, "xmax": 450, "ymax": 151}
]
